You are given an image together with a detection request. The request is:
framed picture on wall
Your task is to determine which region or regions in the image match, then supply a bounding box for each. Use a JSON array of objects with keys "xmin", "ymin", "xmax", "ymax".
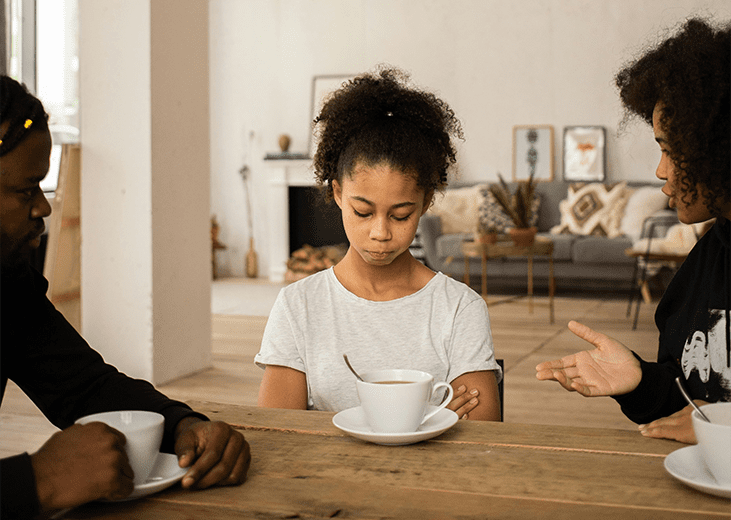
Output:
[
  {"xmin": 512, "ymin": 125, "xmax": 554, "ymax": 182},
  {"xmin": 309, "ymin": 74, "xmax": 355, "ymax": 156},
  {"xmin": 563, "ymin": 126, "xmax": 606, "ymax": 181}
]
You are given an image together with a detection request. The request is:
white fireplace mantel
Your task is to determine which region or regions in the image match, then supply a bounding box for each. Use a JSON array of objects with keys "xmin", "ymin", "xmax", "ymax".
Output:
[{"xmin": 264, "ymin": 158, "xmax": 317, "ymax": 282}]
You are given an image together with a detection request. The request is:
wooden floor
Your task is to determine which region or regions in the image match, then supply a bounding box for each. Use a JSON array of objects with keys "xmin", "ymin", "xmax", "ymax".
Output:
[{"xmin": 0, "ymin": 292, "xmax": 660, "ymax": 459}]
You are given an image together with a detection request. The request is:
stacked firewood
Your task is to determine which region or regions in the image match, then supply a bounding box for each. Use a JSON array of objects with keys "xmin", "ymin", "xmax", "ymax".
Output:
[{"xmin": 285, "ymin": 243, "xmax": 347, "ymax": 283}]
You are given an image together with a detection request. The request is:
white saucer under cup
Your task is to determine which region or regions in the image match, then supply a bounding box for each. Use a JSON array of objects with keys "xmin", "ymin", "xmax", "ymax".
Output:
[
  {"xmin": 75, "ymin": 410, "xmax": 165, "ymax": 485},
  {"xmin": 333, "ymin": 405, "xmax": 458, "ymax": 446},
  {"xmin": 356, "ymin": 369, "xmax": 454, "ymax": 433},
  {"xmin": 664, "ymin": 445, "xmax": 731, "ymax": 499}
]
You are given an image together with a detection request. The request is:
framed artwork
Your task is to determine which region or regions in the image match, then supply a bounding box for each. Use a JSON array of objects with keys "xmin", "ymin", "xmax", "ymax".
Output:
[
  {"xmin": 309, "ymin": 74, "xmax": 355, "ymax": 156},
  {"xmin": 512, "ymin": 125, "xmax": 554, "ymax": 182},
  {"xmin": 563, "ymin": 126, "xmax": 606, "ymax": 181}
]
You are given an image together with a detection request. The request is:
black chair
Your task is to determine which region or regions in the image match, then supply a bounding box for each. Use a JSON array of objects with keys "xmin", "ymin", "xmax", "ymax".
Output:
[
  {"xmin": 626, "ymin": 213, "xmax": 682, "ymax": 329},
  {"xmin": 497, "ymin": 358, "xmax": 504, "ymax": 422}
]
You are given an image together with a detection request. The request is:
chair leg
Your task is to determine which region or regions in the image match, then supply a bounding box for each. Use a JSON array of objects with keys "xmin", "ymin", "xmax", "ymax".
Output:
[
  {"xmin": 632, "ymin": 293, "xmax": 642, "ymax": 330},
  {"xmin": 496, "ymin": 359, "xmax": 504, "ymax": 423},
  {"xmin": 632, "ymin": 259, "xmax": 649, "ymax": 330},
  {"xmin": 627, "ymin": 260, "xmax": 639, "ymax": 317}
]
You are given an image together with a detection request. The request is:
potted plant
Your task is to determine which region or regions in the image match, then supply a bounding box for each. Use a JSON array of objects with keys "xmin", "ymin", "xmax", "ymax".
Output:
[
  {"xmin": 488, "ymin": 170, "xmax": 538, "ymax": 247},
  {"xmin": 476, "ymin": 221, "xmax": 499, "ymax": 244}
]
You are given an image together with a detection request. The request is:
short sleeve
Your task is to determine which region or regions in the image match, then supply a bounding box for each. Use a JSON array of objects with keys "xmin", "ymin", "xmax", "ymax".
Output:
[
  {"xmin": 446, "ymin": 298, "xmax": 502, "ymax": 384},
  {"xmin": 254, "ymin": 290, "xmax": 306, "ymax": 373}
]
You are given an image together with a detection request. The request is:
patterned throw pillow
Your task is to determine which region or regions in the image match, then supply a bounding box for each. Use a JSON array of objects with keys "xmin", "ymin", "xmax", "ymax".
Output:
[
  {"xmin": 550, "ymin": 182, "xmax": 631, "ymax": 237},
  {"xmin": 478, "ymin": 185, "xmax": 541, "ymax": 233}
]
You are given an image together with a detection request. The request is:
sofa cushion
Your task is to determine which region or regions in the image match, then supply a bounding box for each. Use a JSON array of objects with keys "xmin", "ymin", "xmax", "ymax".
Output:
[
  {"xmin": 551, "ymin": 182, "xmax": 631, "ymax": 238},
  {"xmin": 541, "ymin": 233, "xmax": 575, "ymax": 262},
  {"xmin": 572, "ymin": 235, "xmax": 634, "ymax": 264},
  {"xmin": 435, "ymin": 233, "xmax": 473, "ymax": 260},
  {"xmin": 428, "ymin": 185, "xmax": 484, "ymax": 234}
]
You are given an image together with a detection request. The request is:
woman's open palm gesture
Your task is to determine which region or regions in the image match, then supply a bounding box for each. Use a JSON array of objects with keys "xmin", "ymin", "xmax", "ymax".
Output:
[{"xmin": 535, "ymin": 321, "xmax": 643, "ymax": 397}]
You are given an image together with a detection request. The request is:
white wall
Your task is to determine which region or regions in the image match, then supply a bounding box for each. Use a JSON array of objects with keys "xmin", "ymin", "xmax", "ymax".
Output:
[
  {"xmin": 209, "ymin": 0, "xmax": 730, "ymax": 279},
  {"xmin": 79, "ymin": 0, "xmax": 155, "ymax": 378},
  {"xmin": 79, "ymin": 0, "xmax": 211, "ymax": 385}
]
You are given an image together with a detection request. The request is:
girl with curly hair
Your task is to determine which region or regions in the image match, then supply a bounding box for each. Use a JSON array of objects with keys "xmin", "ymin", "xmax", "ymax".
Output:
[
  {"xmin": 537, "ymin": 18, "xmax": 730, "ymax": 443},
  {"xmin": 256, "ymin": 68, "xmax": 502, "ymax": 421}
]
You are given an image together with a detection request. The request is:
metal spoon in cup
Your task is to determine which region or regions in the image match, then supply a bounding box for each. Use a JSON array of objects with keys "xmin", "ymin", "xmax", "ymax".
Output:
[
  {"xmin": 343, "ymin": 354, "xmax": 365, "ymax": 382},
  {"xmin": 675, "ymin": 377, "xmax": 711, "ymax": 422}
]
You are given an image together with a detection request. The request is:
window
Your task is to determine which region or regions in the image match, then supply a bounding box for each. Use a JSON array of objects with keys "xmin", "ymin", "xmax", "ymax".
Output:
[{"xmin": 5, "ymin": 0, "xmax": 79, "ymax": 143}]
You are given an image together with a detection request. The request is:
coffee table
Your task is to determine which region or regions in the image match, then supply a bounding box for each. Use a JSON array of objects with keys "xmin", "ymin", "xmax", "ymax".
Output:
[{"xmin": 461, "ymin": 236, "xmax": 555, "ymax": 323}]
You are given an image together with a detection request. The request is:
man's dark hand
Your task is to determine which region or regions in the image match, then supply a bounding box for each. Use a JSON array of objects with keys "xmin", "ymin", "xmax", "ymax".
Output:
[{"xmin": 174, "ymin": 418, "xmax": 251, "ymax": 489}]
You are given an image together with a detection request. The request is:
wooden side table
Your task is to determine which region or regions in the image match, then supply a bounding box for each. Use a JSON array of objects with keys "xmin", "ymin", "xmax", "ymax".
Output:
[{"xmin": 462, "ymin": 236, "xmax": 555, "ymax": 323}]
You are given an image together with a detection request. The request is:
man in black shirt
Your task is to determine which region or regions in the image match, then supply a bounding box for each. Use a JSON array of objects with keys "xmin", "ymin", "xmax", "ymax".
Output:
[{"xmin": 1, "ymin": 75, "xmax": 251, "ymax": 518}]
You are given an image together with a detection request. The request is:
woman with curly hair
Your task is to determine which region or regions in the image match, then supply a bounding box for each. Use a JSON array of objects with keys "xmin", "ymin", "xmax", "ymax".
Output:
[
  {"xmin": 256, "ymin": 68, "xmax": 502, "ymax": 421},
  {"xmin": 537, "ymin": 18, "xmax": 730, "ymax": 443}
]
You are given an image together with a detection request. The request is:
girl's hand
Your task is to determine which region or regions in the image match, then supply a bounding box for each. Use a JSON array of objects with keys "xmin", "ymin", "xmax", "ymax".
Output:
[
  {"xmin": 447, "ymin": 385, "xmax": 479, "ymax": 419},
  {"xmin": 535, "ymin": 321, "xmax": 642, "ymax": 397},
  {"xmin": 639, "ymin": 401, "xmax": 707, "ymax": 444}
]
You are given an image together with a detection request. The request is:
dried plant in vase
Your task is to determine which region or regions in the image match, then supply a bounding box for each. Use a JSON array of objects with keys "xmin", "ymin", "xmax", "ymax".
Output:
[
  {"xmin": 239, "ymin": 131, "xmax": 258, "ymax": 278},
  {"xmin": 488, "ymin": 170, "xmax": 538, "ymax": 247},
  {"xmin": 476, "ymin": 221, "xmax": 499, "ymax": 244}
]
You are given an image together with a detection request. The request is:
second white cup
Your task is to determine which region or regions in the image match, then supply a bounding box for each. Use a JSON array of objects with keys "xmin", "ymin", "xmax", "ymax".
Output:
[
  {"xmin": 356, "ymin": 369, "xmax": 454, "ymax": 433},
  {"xmin": 75, "ymin": 410, "xmax": 165, "ymax": 485},
  {"xmin": 692, "ymin": 402, "xmax": 731, "ymax": 487}
]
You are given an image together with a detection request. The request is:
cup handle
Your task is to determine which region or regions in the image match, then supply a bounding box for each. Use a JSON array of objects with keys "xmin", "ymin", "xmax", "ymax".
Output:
[{"xmin": 421, "ymin": 382, "xmax": 454, "ymax": 424}]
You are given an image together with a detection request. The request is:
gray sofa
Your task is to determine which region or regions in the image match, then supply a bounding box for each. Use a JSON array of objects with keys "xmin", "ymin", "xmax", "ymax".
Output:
[{"xmin": 418, "ymin": 181, "xmax": 677, "ymax": 292}]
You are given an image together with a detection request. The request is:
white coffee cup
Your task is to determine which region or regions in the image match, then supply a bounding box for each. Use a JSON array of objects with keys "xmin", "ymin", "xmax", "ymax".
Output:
[
  {"xmin": 75, "ymin": 410, "xmax": 165, "ymax": 485},
  {"xmin": 356, "ymin": 369, "xmax": 454, "ymax": 433},
  {"xmin": 691, "ymin": 402, "xmax": 731, "ymax": 486}
]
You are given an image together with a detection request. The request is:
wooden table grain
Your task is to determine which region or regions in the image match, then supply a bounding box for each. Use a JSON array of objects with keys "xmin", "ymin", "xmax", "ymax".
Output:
[{"xmin": 64, "ymin": 402, "xmax": 730, "ymax": 519}]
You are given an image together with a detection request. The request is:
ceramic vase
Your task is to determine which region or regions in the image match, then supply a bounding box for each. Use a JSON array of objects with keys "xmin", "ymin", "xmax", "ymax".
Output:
[
  {"xmin": 478, "ymin": 232, "xmax": 498, "ymax": 245},
  {"xmin": 245, "ymin": 237, "xmax": 258, "ymax": 278},
  {"xmin": 278, "ymin": 134, "xmax": 291, "ymax": 153},
  {"xmin": 508, "ymin": 227, "xmax": 537, "ymax": 247}
]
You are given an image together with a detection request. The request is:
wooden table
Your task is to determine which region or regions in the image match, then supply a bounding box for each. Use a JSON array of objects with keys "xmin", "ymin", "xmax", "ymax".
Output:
[
  {"xmin": 65, "ymin": 403, "xmax": 730, "ymax": 519},
  {"xmin": 462, "ymin": 237, "xmax": 555, "ymax": 323}
]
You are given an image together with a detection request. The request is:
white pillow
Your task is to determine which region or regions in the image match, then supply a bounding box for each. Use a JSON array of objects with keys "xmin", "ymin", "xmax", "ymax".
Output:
[
  {"xmin": 428, "ymin": 185, "xmax": 484, "ymax": 234},
  {"xmin": 631, "ymin": 221, "xmax": 706, "ymax": 255},
  {"xmin": 620, "ymin": 186, "xmax": 669, "ymax": 242}
]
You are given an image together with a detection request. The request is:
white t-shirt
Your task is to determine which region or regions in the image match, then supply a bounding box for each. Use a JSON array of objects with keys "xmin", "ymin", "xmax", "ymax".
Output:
[{"xmin": 255, "ymin": 268, "xmax": 501, "ymax": 412}]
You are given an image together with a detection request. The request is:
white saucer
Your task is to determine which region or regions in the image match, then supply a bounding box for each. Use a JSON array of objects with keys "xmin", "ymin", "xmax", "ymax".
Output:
[
  {"xmin": 664, "ymin": 445, "xmax": 731, "ymax": 499},
  {"xmin": 109, "ymin": 453, "xmax": 188, "ymax": 502},
  {"xmin": 332, "ymin": 405, "xmax": 458, "ymax": 446}
]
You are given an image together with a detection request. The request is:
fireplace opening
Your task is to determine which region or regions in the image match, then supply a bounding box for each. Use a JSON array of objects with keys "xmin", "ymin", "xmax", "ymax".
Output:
[{"xmin": 288, "ymin": 187, "xmax": 348, "ymax": 254}]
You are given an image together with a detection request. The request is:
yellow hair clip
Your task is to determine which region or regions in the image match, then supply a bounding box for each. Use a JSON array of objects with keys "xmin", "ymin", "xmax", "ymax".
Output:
[
  {"xmin": 0, "ymin": 139, "xmax": 3, "ymax": 146},
  {"xmin": 24, "ymin": 119, "xmax": 33, "ymax": 129}
]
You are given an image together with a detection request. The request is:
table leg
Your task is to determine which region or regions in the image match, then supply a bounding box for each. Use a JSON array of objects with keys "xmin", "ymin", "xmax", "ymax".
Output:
[
  {"xmin": 549, "ymin": 254, "xmax": 555, "ymax": 324},
  {"xmin": 527, "ymin": 255, "xmax": 534, "ymax": 314},
  {"xmin": 640, "ymin": 281, "xmax": 652, "ymax": 304}
]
